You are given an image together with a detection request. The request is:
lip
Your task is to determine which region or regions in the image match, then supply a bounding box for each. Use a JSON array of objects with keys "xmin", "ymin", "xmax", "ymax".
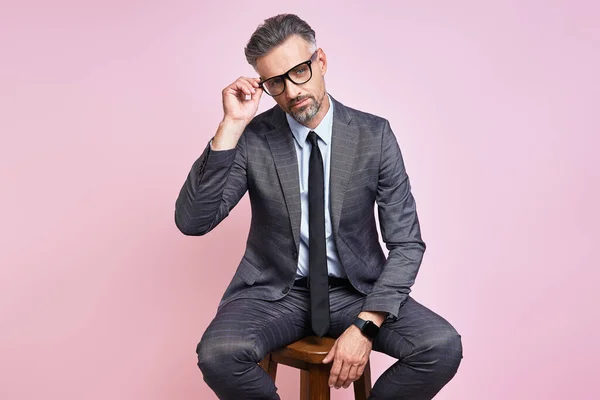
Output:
[{"xmin": 292, "ymin": 98, "xmax": 310, "ymax": 108}]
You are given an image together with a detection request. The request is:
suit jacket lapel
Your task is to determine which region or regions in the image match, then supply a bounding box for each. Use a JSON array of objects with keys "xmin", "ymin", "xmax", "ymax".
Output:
[
  {"xmin": 264, "ymin": 96, "xmax": 359, "ymax": 250},
  {"xmin": 264, "ymin": 107, "xmax": 302, "ymax": 251},
  {"xmin": 329, "ymin": 96, "xmax": 359, "ymax": 240}
]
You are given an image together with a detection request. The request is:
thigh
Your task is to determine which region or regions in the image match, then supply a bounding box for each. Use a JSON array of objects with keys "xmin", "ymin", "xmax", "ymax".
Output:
[
  {"xmin": 374, "ymin": 297, "xmax": 461, "ymax": 360},
  {"xmin": 328, "ymin": 285, "xmax": 368, "ymax": 338},
  {"xmin": 198, "ymin": 287, "xmax": 313, "ymax": 362},
  {"xmin": 329, "ymin": 293, "xmax": 460, "ymax": 360}
]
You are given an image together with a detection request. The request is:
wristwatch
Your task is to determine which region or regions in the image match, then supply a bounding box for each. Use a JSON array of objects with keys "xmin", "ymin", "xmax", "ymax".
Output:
[{"xmin": 352, "ymin": 317, "xmax": 380, "ymax": 340}]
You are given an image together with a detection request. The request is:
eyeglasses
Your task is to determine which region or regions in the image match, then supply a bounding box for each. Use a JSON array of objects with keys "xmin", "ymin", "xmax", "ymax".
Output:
[{"xmin": 258, "ymin": 51, "xmax": 318, "ymax": 97}]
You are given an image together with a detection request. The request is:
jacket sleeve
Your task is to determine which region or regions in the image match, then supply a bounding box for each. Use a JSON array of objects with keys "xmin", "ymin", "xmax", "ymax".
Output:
[
  {"xmin": 174, "ymin": 133, "xmax": 248, "ymax": 236},
  {"xmin": 361, "ymin": 120, "xmax": 426, "ymax": 319}
]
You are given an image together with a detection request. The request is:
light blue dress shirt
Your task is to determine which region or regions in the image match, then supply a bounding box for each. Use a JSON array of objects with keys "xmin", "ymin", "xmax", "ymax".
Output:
[{"xmin": 285, "ymin": 96, "xmax": 346, "ymax": 279}]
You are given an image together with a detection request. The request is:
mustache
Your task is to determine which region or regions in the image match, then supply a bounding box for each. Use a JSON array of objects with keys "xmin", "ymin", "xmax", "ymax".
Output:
[{"xmin": 289, "ymin": 95, "xmax": 313, "ymax": 107}]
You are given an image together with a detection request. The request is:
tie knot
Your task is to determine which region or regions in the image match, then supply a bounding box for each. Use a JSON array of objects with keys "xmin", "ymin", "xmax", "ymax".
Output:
[{"xmin": 308, "ymin": 131, "xmax": 319, "ymax": 147}]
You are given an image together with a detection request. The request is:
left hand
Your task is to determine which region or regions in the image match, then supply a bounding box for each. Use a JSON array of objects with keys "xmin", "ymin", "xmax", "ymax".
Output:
[{"xmin": 322, "ymin": 311, "xmax": 385, "ymax": 389}]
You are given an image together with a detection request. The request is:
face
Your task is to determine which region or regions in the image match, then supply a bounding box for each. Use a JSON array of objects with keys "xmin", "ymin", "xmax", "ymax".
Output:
[{"xmin": 255, "ymin": 35, "xmax": 329, "ymax": 127}]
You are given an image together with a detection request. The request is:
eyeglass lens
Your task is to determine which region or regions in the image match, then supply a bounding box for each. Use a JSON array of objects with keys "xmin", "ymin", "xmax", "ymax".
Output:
[{"xmin": 263, "ymin": 62, "xmax": 312, "ymax": 96}]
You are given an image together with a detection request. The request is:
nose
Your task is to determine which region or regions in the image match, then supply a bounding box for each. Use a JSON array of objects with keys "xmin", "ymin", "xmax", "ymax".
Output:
[{"xmin": 283, "ymin": 78, "xmax": 302, "ymax": 100}]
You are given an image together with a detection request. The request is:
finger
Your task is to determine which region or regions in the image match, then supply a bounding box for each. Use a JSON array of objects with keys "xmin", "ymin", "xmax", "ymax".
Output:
[
  {"xmin": 335, "ymin": 361, "xmax": 351, "ymax": 389},
  {"xmin": 343, "ymin": 364, "xmax": 359, "ymax": 388},
  {"xmin": 240, "ymin": 76, "xmax": 261, "ymax": 88},
  {"xmin": 322, "ymin": 342, "xmax": 337, "ymax": 364},
  {"xmin": 356, "ymin": 363, "xmax": 366, "ymax": 378},
  {"xmin": 250, "ymin": 85, "xmax": 263, "ymax": 102},
  {"xmin": 224, "ymin": 84, "xmax": 252, "ymax": 101},
  {"xmin": 237, "ymin": 77, "xmax": 261, "ymax": 94},
  {"xmin": 235, "ymin": 81, "xmax": 256, "ymax": 96},
  {"xmin": 328, "ymin": 357, "xmax": 342, "ymax": 387},
  {"xmin": 229, "ymin": 78, "xmax": 255, "ymax": 97}
]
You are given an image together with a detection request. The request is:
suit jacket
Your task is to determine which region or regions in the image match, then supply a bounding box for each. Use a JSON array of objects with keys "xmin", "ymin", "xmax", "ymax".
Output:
[{"xmin": 174, "ymin": 95, "xmax": 426, "ymax": 319}]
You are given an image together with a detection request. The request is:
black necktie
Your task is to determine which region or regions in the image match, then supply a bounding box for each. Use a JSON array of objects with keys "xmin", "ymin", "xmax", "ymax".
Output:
[{"xmin": 307, "ymin": 131, "xmax": 330, "ymax": 337}]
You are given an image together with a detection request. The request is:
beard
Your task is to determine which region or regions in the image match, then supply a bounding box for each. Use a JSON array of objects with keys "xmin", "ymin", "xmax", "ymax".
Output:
[{"xmin": 289, "ymin": 94, "xmax": 321, "ymax": 125}]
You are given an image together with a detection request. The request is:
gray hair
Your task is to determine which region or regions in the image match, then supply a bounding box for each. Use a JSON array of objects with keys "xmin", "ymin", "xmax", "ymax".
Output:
[{"xmin": 245, "ymin": 14, "xmax": 317, "ymax": 68}]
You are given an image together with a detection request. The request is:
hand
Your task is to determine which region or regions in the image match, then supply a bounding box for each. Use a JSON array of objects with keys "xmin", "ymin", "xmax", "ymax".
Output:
[
  {"xmin": 322, "ymin": 325, "xmax": 372, "ymax": 389},
  {"xmin": 222, "ymin": 76, "xmax": 263, "ymax": 125},
  {"xmin": 212, "ymin": 77, "xmax": 263, "ymax": 150}
]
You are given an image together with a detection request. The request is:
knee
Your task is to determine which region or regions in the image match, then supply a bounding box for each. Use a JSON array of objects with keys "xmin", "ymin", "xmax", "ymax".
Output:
[
  {"xmin": 441, "ymin": 329, "xmax": 463, "ymax": 368},
  {"xmin": 196, "ymin": 334, "xmax": 258, "ymax": 377},
  {"xmin": 196, "ymin": 337, "xmax": 216, "ymax": 376},
  {"xmin": 408, "ymin": 328, "xmax": 463, "ymax": 375},
  {"xmin": 426, "ymin": 329, "xmax": 463, "ymax": 374}
]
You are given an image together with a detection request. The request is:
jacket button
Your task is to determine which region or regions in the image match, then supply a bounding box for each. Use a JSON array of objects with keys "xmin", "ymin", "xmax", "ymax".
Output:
[
  {"xmin": 292, "ymin": 250, "xmax": 298, "ymax": 259},
  {"xmin": 282, "ymin": 286, "xmax": 290, "ymax": 294}
]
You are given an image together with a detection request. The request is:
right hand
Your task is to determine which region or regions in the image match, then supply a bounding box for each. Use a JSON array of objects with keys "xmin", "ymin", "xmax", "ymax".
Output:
[{"xmin": 222, "ymin": 76, "xmax": 263, "ymax": 125}]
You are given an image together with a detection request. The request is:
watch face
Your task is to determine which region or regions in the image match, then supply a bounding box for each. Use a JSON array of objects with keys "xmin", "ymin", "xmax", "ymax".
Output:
[{"xmin": 363, "ymin": 321, "xmax": 379, "ymax": 339}]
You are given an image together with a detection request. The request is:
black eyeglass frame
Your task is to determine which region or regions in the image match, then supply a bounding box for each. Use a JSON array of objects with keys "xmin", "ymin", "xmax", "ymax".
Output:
[{"xmin": 258, "ymin": 50, "xmax": 319, "ymax": 97}]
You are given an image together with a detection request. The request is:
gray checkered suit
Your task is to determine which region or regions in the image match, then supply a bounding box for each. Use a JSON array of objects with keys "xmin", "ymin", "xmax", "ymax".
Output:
[{"xmin": 175, "ymin": 96, "xmax": 463, "ymax": 399}]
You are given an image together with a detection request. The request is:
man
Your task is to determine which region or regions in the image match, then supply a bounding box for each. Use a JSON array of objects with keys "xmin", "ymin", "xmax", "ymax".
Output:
[{"xmin": 175, "ymin": 13, "xmax": 462, "ymax": 400}]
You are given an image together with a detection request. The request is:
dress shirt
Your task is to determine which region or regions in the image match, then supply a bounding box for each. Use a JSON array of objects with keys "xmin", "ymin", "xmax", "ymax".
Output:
[{"xmin": 285, "ymin": 96, "xmax": 345, "ymax": 279}]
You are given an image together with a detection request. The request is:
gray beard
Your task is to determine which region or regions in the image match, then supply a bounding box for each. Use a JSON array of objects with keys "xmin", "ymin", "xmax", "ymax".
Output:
[{"xmin": 290, "ymin": 96, "xmax": 321, "ymax": 125}]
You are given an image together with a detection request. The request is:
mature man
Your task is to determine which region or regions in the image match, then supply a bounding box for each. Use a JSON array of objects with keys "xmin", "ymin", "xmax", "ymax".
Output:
[{"xmin": 175, "ymin": 13, "xmax": 463, "ymax": 399}]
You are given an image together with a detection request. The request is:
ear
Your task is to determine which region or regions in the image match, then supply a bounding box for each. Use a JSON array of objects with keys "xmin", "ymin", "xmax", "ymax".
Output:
[{"xmin": 317, "ymin": 48, "xmax": 327, "ymax": 76}]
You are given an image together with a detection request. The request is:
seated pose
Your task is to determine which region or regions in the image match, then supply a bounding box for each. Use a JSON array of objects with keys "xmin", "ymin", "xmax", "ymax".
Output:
[{"xmin": 175, "ymin": 13, "xmax": 463, "ymax": 400}]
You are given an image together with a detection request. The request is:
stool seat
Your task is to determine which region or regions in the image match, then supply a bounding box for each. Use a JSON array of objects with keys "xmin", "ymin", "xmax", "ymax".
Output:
[
  {"xmin": 274, "ymin": 335, "xmax": 334, "ymax": 363},
  {"xmin": 259, "ymin": 336, "xmax": 372, "ymax": 400}
]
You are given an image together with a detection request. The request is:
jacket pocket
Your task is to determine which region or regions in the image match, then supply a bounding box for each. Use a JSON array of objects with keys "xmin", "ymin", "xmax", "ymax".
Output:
[{"xmin": 237, "ymin": 256, "xmax": 263, "ymax": 285}]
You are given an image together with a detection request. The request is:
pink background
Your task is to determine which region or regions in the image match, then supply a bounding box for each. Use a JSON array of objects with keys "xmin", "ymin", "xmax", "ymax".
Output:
[{"xmin": 1, "ymin": 1, "xmax": 599, "ymax": 399}]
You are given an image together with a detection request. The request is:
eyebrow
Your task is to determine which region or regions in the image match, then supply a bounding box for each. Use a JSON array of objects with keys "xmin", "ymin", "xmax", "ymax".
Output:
[{"xmin": 260, "ymin": 52, "xmax": 316, "ymax": 82}]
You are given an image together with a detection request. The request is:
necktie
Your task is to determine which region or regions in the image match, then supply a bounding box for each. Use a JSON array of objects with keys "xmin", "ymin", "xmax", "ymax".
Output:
[{"xmin": 307, "ymin": 131, "xmax": 330, "ymax": 337}]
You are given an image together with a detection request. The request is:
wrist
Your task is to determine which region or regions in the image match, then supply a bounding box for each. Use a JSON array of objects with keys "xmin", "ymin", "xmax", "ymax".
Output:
[
  {"xmin": 352, "ymin": 317, "xmax": 380, "ymax": 341},
  {"xmin": 213, "ymin": 119, "xmax": 246, "ymax": 150},
  {"xmin": 220, "ymin": 116, "xmax": 249, "ymax": 133},
  {"xmin": 358, "ymin": 311, "xmax": 386, "ymax": 328}
]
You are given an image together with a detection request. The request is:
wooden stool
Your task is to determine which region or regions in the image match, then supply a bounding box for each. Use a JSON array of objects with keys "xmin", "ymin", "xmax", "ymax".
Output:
[{"xmin": 259, "ymin": 336, "xmax": 372, "ymax": 400}]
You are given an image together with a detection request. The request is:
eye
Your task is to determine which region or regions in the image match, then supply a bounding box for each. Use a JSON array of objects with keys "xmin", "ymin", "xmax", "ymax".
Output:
[{"xmin": 268, "ymin": 78, "xmax": 283, "ymax": 88}]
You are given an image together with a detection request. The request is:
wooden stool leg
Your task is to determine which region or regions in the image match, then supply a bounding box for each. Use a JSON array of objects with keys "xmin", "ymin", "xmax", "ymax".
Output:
[
  {"xmin": 258, "ymin": 354, "xmax": 278, "ymax": 382},
  {"xmin": 300, "ymin": 370, "xmax": 310, "ymax": 400},
  {"xmin": 309, "ymin": 364, "xmax": 330, "ymax": 400},
  {"xmin": 353, "ymin": 359, "xmax": 372, "ymax": 400}
]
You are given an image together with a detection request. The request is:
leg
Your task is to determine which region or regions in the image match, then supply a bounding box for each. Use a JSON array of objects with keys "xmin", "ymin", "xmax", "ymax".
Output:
[
  {"xmin": 329, "ymin": 289, "xmax": 463, "ymax": 400},
  {"xmin": 369, "ymin": 297, "xmax": 463, "ymax": 399},
  {"xmin": 197, "ymin": 287, "xmax": 312, "ymax": 400},
  {"xmin": 353, "ymin": 359, "xmax": 372, "ymax": 400},
  {"xmin": 258, "ymin": 354, "xmax": 278, "ymax": 382},
  {"xmin": 309, "ymin": 364, "xmax": 331, "ymax": 400},
  {"xmin": 300, "ymin": 370, "xmax": 310, "ymax": 400}
]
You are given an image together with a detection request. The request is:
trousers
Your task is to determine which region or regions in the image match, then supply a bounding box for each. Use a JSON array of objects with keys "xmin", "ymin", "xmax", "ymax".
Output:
[{"xmin": 197, "ymin": 285, "xmax": 463, "ymax": 399}]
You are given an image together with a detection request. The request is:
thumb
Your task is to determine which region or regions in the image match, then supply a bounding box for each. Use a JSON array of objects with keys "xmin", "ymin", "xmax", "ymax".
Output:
[
  {"xmin": 251, "ymin": 85, "xmax": 263, "ymax": 102},
  {"xmin": 247, "ymin": 89, "xmax": 263, "ymax": 117},
  {"xmin": 322, "ymin": 342, "xmax": 337, "ymax": 364}
]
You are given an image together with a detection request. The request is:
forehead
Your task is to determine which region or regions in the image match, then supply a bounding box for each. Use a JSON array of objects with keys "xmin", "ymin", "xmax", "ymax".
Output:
[{"xmin": 256, "ymin": 35, "xmax": 313, "ymax": 79}]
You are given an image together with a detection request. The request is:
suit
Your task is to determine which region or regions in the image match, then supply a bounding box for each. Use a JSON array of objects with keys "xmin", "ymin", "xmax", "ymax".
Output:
[
  {"xmin": 175, "ymin": 95, "xmax": 462, "ymax": 399},
  {"xmin": 175, "ymin": 95, "xmax": 425, "ymax": 318}
]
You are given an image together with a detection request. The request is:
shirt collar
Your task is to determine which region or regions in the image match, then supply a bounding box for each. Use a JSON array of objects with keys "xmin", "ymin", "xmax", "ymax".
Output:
[{"xmin": 286, "ymin": 94, "xmax": 334, "ymax": 148}]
